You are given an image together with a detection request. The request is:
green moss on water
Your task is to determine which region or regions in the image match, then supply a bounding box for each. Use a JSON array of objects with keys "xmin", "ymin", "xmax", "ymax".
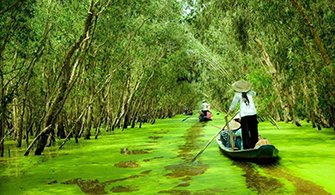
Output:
[
  {"xmin": 259, "ymin": 121, "xmax": 335, "ymax": 194},
  {"xmin": 0, "ymin": 114, "xmax": 334, "ymax": 194}
]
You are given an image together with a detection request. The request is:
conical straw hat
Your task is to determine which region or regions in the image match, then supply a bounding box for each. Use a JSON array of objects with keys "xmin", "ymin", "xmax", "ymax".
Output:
[
  {"xmin": 224, "ymin": 120, "xmax": 241, "ymax": 130},
  {"xmin": 232, "ymin": 80, "xmax": 251, "ymax": 92}
]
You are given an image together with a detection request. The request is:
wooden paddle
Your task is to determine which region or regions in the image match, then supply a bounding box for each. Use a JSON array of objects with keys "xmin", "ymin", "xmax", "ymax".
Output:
[
  {"xmin": 191, "ymin": 111, "xmax": 239, "ymax": 163},
  {"xmin": 182, "ymin": 115, "xmax": 192, "ymax": 121},
  {"xmin": 225, "ymin": 117, "xmax": 235, "ymax": 150}
]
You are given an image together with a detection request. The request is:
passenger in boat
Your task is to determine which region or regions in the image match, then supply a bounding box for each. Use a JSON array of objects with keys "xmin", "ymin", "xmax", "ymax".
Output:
[
  {"xmin": 200, "ymin": 100, "xmax": 210, "ymax": 117},
  {"xmin": 233, "ymin": 127, "xmax": 243, "ymax": 150},
  {"xmin": 233, "ymin": 114, "xmax": 243, "ymax": 150},
  {"xmin": 220, "ymin": 120, "xmax": 242, "ymax": 149},
  {"xmin": 220, "ymin": 129, "xmax": 230, "ymax": 147},
  {"xmin": 225, "ymin": 80, "xmax": 259, "ymax": 149}
]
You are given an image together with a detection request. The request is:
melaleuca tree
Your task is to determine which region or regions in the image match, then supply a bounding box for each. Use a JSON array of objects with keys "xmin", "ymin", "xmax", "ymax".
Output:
[{"xmin": 186, "ymin": 0, "xmax": 334, "ymax": 129}]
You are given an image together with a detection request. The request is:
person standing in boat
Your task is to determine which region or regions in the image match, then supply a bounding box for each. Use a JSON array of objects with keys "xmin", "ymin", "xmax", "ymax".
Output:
[{"xmin": 225, "ymin": 80, "xmax": 259, "ymax": 149}]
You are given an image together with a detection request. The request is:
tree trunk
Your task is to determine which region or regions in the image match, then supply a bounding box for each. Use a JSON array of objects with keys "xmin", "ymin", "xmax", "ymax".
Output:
[
  {"xmin": 57, "ymin": 119, "xmax": 66, "ymax": 139},
  {"xmin": 84, "ymin": 105, "xmax": 92, "ymax": 139},
  {"xmin": 0, "ymin": 108, "xmax": 4, "ymax": 157},
  {"xmin": 254, "ymin": 38, "xmax": 286, "ymax": 120},
  {"xmin": 94, "ymin": 108, "xmax": 103, "ymax": 139},
  {"xmin": 25, "ymin": 119, "xmax": 34, "ymax": 147},
  {"xmin": 0, "ymin": 62, "xmax": 5, "ymax": 157},
  {"xmin": 34, "ymin": 1, "xmax": 95, "ymax": 155},
  {"xmin": 12, "ymin": 97, "xmax": 22, "ymax": 147}
]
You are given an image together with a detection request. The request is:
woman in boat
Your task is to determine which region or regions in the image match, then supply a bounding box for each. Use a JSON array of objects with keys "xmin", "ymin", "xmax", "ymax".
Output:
[
  {"xmin": 220, "ymin": 120, "xmax": 242, "ymax": 149},
  {"xmin": 234, "ymin": 127, "xmax": 243, "ymax": 150},
  {"xmin": 225, "ymin": 80, "xmax": 259, "ymax": 149},
  {"xmin": 233, "ymin": 114, "xmax": 243, "ymax": 149},
  {"xmin": 199, "ymin": 100, "xmax": 212, "ymax": 121},
  {"xmin": 201, "ymin": 100, "xmax": 210, "ymax": 116}
]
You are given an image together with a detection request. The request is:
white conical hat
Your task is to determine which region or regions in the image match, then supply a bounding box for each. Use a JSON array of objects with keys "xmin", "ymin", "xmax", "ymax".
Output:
[
  {"xmin": 224, "ymin": 120, "xmax": 241, "ymax": 130},
  {"xmin": 232, "ymin": 80, "xmax": 251, "ymax": 92}
]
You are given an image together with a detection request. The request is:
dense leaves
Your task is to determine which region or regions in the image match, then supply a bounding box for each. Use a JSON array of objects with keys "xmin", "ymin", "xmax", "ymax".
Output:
[
  {"xmin": 187, "ymin": 0, "xmax": 334, "ymax": 127},
  {"xmin": 0, "ymin": 0, "xmax": 333, "ymax": 156}
]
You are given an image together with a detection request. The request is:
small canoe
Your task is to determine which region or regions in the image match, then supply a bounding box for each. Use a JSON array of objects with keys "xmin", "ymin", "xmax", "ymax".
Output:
[
  {"xmin": 216, "ymin": 137, "xmax": 279, "ymax": 162},
  {"xmin": 199, "ymin": 111, "xmax": 212, "ymax": 122}
]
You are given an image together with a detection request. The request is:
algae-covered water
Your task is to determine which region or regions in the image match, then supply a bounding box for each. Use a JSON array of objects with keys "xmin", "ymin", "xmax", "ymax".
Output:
[{"xmin": 0, "ymin": 113, "xmax": 335, "ymax": 195}]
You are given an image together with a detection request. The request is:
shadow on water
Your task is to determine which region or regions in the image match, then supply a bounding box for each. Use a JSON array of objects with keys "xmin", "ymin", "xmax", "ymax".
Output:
[
  {"xmin": 161, "ymin": 122, "xmax": 209, "ymax": 194},
  {"xmin": 114, "ymin": 160, "xmax": 140, "ymax": 168},
  {"xmin": 215, "ymin": 130, "xmax": 331, "ymax": 195},
  {"xmin": 232, "ymin": 161, "xmax": 285, "ymax": 194},
  {"xmin": 146, "ymin": 129, "xmax": 168, "ymax": 143},
  {"xmin": 261, "ymin": 162, "xmax": 331, "ymax": 195},
  {"xmin": 62, "ymin": 178, "xmax": 107, "ymax": 194},
  {"xmin": 233, "ymin": 159, "xmax": 331, "ymax": 195},
  {"xmin": 60, "ymin": 128, "xmax": 175, "ymax": 194},
  {"xmin": 62, "ymin": 170, "xmax": 153, "ymax": 194},
  {"xmin": 4, "ymin": 119, "xmax": 333, "ymax": 194},
  {"xmin": 120, "ymin": 148, "xmax": 152, "ymax": 155}
]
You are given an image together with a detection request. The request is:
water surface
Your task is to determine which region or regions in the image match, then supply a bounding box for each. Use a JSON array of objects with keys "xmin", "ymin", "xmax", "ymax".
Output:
[{"xmin": 0, "ymin": 114, "xmax": 334, "ymax": 194}]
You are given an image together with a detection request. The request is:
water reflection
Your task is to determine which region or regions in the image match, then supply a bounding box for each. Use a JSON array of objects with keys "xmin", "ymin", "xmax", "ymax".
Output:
[
  {"xmin": 62, "ymin": 170, "xmax": 153, "ymax": 194},
  {"xmin": 114, "ymin": 161, "xmax": 140, "ymax": 168},
  {"xmin": 262, "ymin": 164, "xmax": 331, "ymax": 195},
  {"xmin": 163, "ymin": 122, "xmax": 208, "ymax": 193},
  {"xmin": 165, "ymin": 163, "xmax": 208, "ymax": 178},
  {"xmin": 233, "ymin": 161, "xmax": 284, "ymax": 194},
  {"xmin": 62, "ymin": 178, "xmax": 106, "ymax": 194},
  {"xmin": 120, "ymin": 148, "xmax": 151, "ymax": 155},
  {"xmin": 2, "ymin": 118, "xmax": 333, "ymax": 194}
]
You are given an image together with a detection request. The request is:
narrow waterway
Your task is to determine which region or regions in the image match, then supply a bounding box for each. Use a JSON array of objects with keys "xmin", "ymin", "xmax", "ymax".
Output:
[{"xmin": 0, "ymin": 114, "xmax": 334, "ymax": 194}]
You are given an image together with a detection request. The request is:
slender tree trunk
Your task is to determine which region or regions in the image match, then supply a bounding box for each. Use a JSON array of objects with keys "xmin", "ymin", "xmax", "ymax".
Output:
[
  {"xmin": 34, "ymin": 1, "xmax": 95, "ymax": 155},
  {"xmin": 121, "ymin": 72, "xmax": 144, "ymax": 131},
  {"xmin": 0, "ymin": 33, "xmax": 10, "ymax": 156},
  {"xmin": 94, "ymin": 105, "xmax": 104, "ymax": 139},
  {"xmin": 83, "ymin": 84, "xmax": 94, "ymax": 139},
  {"xmin": 74, "ymin": 117, "xmax": 82, "ymax": 143},
  {"xmin": 58, "ymin": 112, "xmax": 66, "ymax": 139},
  {"xmin": 289, "ymin": 85, "xmax": 301, "ymax": 126},
  {"xmin": 0, "ymin": 99, "xmax": 4, "ymax": 157},
  {"xmin": 0, "ymin": 62, "xmax": 5, "ymax": 156},
  {"xmin": 254, "ymin": 38, "xmax": 285, "ymax": 120},
  {"xmin": 112, "ymin": 76, "xmax": 130, "ymax": 130},
  {"xmin": 105, "ymin": 114, "xmax": 111, "ymax": 132},
  {"xmin": 16, "ymin": 100, "xmax": 25, "ymax": 147},
  {"xmin": 84, "ymin": 105, "xmax": 92, "ymax": 139},
  {"xmin": 25, "ymin": 118, "xmax": 34, "ymax": 147},
  {"xmin": 78, "ymin": 110, "xmax": 86, "ymax": 138},
  {"xmin": 129, "ymin": 72, "xmax": 154, "ymax": 128},
  {"xmin": 302, "ymin": 76, "xmax": 311, "ymax": 121},
  {"xmin": 12, "ymin": 97, "xmax": 22, "ymax": 147}
]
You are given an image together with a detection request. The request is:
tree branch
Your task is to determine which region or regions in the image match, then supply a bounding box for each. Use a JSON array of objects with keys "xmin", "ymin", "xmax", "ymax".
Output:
[
  {"xmin": 290, "ymin": 0, "xmax": 331, "ymax": 66},
  {"xmin": 24, "ymin": 125, "xmax": 52, "ymax": 156}
]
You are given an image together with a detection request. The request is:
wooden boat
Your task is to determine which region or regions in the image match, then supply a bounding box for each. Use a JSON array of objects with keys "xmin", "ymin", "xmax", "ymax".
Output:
[
  {"xmin": 199, "ymin": 111, "xmax": 212, "ymax": 122},
  {"xmin": 216, "ymin": 137, "xmax": 279, "ymax": 162}
]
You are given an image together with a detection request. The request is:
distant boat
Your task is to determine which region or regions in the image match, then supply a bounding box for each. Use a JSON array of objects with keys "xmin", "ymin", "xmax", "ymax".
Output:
[
  {"xmin": 216, "ymin": 137, "xmax": 279, "ymax": 162},
  {"xmin": 199, "ymin": 111, "xmax": 212, "ymax": 122}
]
